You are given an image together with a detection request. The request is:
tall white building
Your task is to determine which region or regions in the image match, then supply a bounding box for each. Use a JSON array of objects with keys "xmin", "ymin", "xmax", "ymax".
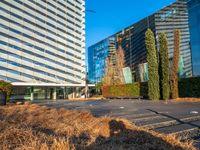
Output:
[{"xmin": 0, "ymin": 0, "xmax": 86, "ymax": 100}]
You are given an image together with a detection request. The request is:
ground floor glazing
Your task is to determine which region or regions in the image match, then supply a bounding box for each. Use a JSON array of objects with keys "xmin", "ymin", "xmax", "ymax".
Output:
[{"xmin": 11, "ymin": 86, "xmax": 85, "ymax": 101}]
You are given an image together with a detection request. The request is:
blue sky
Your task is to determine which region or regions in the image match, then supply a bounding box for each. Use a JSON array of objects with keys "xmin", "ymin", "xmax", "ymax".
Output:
[{"xmin": 86, "ymin": 0, "xmax": 176, "ymax": 48}]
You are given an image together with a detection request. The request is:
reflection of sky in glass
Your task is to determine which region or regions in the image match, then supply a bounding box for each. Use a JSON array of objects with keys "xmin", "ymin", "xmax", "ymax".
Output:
[
  {"xmin": 95, "ymin": 41, "xmax": 109, "ymax": 82},
  {"xmin": 88, "ymin": 38, "xmax": 112, "ymax": 83},
  {"xmin": 188, "ymin": 0, "xmax": 200, "ymax": 76}
]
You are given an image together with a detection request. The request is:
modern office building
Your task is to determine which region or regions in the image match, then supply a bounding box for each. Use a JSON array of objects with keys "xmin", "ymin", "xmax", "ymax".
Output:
[
  {"xmin": 187, "ymin": 0, "xmax": 200, "ymax": 76},
  {"xmin": 0, "ymin": 0, "xmax": 87, "ymax": 100},
  {"xmin": 88, "ymin": 36, "xmax": 115, "ymax": 83},
  {"xmin": 88, "ymin": 0, "xmax": 193, "ymax": 83}
]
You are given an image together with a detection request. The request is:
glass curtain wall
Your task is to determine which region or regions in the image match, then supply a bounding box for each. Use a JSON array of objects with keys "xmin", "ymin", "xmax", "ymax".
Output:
[{"xmin": 188, "ymin": 0, "xmax": 200, "ymax": 76}]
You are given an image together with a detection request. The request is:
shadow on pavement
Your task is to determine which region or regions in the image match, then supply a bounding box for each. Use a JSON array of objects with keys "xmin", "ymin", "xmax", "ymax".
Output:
[{"xmin": 147, "ymin": 109, "xmax": 200, "ymax": 129}]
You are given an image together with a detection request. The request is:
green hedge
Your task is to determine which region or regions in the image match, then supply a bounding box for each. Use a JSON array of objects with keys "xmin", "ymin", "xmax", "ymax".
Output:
[
  {"xmin": 102, "ymin": 82, "xmax": 148, "ymax": 98},
  {"xmin": 179, "ymin": 77, "xmax": 200, "ymax": 98},
  {"xmin": 102, "ymin": 77, "xmax": 200, "ymax": 99}
]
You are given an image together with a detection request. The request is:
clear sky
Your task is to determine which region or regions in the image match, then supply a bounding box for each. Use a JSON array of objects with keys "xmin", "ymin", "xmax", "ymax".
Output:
[{"xmin": 86, "ymin": 0, "xmax": 176, "ymax": 48}]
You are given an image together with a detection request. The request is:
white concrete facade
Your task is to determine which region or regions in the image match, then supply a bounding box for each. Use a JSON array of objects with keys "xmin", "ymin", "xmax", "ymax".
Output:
[{"xmin": 0, "ymin": 0, "xmax": 86, "ymax": 85}]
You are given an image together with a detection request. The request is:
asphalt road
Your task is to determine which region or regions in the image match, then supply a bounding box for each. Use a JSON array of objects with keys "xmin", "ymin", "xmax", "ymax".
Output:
[{"xmin": 34, "ymin": 99, "xmax": 200, "ymax": 148}]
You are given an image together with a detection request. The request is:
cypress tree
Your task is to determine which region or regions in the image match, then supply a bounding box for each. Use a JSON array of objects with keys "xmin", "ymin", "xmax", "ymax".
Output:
[
  {"xmin": 159, "ymin": 33, "xmax": 170, "ymax": 100},
  {"xmin": 171, "ymin": 30, "xmax": 180, "ymax": 99},
  {"xmin": 145, "ymin": 29, "xmax": 160, "ymax": 100}
]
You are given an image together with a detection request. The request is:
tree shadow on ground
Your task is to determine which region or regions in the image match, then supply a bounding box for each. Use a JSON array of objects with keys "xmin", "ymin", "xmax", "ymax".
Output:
[{"xmin": 85, "ymin": 120, "xmax": 187, "ymax": 150}]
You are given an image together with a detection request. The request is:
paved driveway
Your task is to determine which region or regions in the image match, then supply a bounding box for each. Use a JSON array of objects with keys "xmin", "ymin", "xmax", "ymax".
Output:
[
  {"xmin": 34, "ymin": 99, "xmax": 200, "ymax": 118},
  {"xmin": 34, "ymin": 99, "xmax": 200, "ymax": 147}
]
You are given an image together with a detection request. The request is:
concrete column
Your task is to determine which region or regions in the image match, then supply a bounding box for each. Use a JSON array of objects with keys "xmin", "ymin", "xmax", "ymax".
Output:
[
  {"xmin": 30, "ymin": 87, "xmax": 34, "ymax": 101},
  {"xmin": 76, "ymin": 87, "xmax": 79, "ymax": 98},
  {"xmin": 85, "ymin": 84, "xmax": 88, "ymax": 98},
  {"xmin": 45, "ymin": 87, "xmax": 48, "ymax": 100},
  {"xmin": 53, "ymin": 87, "xmax": 57, "ymax": 100},
  {"xmin": 63, "ymin": 87, "xmax": 66, "ymax": 99},
  {"xmin": 65, "ymin": 87, "xmax": 68, "ymax": 99},
  {"xmin": 73, "ymin": 87, "xmax": 76, "ymax": 99}
]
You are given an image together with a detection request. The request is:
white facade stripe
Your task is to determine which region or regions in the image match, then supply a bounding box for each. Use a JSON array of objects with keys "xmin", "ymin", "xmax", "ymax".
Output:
[{"xmin": 0, "ymin": 0, "xmax": 85, "ymax": 84}]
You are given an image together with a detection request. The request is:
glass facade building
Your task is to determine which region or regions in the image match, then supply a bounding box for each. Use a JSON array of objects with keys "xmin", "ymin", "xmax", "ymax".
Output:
[
  {"xmin": 88, "ymin": 0, "xmax": 193, "ymax": 83},
  {"xmin": 0, "ymin": 0, "xmax": 86, "ymax": 100},
  {"xmin": 117, "ymin": 0, "xmax": 193, "ymax": 81},
  {"xmin": 188, "ymin": 0, "xmax": 200, "ymax": 76},
  {"xmin": 88, "ymin": 37, "xmax": 115, "ymax": 83}
]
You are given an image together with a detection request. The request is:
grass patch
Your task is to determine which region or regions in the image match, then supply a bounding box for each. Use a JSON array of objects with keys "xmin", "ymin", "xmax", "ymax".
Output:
[{"xmin": 0, "ymin": 104, "xmax": 195, "ymax": 150}]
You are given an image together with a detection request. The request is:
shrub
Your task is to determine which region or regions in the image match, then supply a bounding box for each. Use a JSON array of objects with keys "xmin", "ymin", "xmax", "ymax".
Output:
[
  {"xmin": 0, "ymin": 80, "xmax": 12, "ymax": 96},
  {"xmin": 102, "ymin": 82, "xmax": 148, "ymax": 98},
  {"xmin": 171, "ymin": 30, "xmax": 180, "ymax": 99},
  {"xmin": 102, "ymin": 77, "xmax": 200, "ymax": 99},
  {"xmin": 145, "ymin": 29, "xmax": 160, "ymax": 100},
  {"xmin": 179, "ymin": 77, "xmax": 200, "ymax": 98},
  {"xmin": 159, "ymin": 33, "xmax": 170, "ymax": 100}
]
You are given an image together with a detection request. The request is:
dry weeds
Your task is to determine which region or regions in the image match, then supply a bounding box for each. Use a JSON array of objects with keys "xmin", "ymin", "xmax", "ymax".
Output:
[
  {"xmin": 68, "ymin": 97, "xmax": 104, "ymax": 101},
  {"xmin": 0, "ymin": 104, "xmax": 196, "ymax": 150},
  {"xmin": 175, "ymin": 98, "xmax": 200, "ymax": 103}
]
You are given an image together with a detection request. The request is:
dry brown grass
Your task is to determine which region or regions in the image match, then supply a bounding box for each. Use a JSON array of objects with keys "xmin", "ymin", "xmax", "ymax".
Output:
[
  {"xmin": 0, "ymin": 104, "xmax": 196, "ymax": 150},
  {"xmin": 68, "ymin": 97, "xmax": 104, "ymax": 101},
  {"xmin": 175, "ymin": 98, "xmax": 200, "ymax": 103}
]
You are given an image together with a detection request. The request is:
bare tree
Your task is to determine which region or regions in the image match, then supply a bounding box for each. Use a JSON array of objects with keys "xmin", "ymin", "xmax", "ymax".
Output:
[
  {"xmin": 103, "ymin": 46, "xmax": 125, "ymax": 85},
  {"xmin": 103, "ymin": 57, "xmax": 114, "ymax": 86},
  {"xmin": 115, "ymin": 46, "xmax": 125, "ymax": 84}
]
